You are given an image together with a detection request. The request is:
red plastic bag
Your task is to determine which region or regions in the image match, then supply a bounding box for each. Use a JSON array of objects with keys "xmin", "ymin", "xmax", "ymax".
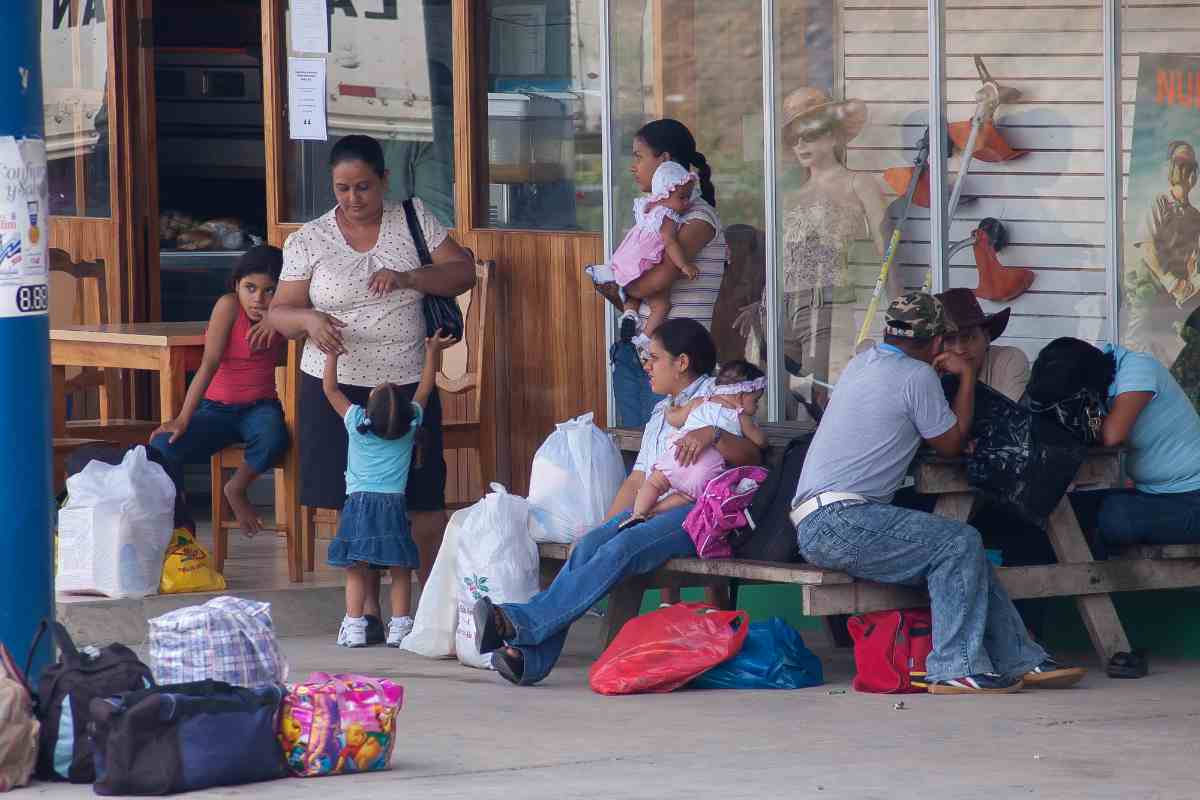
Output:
[
  {"xmin": 588, "ymin": 603, "xmax": 750, "ymax": 695},
  {"xmin": 847, "ymin": 608, "xmax": 933, "ymax": 694}
]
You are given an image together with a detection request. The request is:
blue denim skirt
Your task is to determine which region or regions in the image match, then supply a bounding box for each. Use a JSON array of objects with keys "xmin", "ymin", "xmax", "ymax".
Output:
[{"xmin": 327, "ymin": 492, "xmax": 421, "ymax": 569}]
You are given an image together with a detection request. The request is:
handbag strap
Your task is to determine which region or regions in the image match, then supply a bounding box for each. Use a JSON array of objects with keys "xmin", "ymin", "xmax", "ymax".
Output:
[{"xmin": 402, "ymin": 198, "xmax": 432, "ymax": 266}]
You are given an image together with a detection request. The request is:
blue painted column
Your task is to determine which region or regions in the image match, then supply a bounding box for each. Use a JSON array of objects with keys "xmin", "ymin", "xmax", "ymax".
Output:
[{"xmin": 0, "ymin": 0, "xmax": 54, "ymax": 678}]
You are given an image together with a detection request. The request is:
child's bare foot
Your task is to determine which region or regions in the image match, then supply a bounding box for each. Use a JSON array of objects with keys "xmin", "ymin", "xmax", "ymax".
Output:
[{"xmin": 224, "ymin": 481, "xmax": 263, "ymax": 537}]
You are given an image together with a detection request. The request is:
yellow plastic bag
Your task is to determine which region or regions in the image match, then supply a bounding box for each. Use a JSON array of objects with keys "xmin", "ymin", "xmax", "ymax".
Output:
[{"xmin": 160, "ymin": 528, "xmax": 227, "ymax": 594}]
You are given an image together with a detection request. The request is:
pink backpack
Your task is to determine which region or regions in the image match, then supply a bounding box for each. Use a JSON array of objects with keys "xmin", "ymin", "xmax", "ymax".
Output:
[{"xmin": 683, "ymin": 466, "xmax": 769, "ymax": 559}]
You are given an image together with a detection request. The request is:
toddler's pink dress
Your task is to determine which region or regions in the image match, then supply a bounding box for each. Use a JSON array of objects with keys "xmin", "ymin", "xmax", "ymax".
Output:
[
  {"xmin": 609, "ymin": 161, "xmax": 697, "ymax": 287},
  {"xmin": 654, "ymin": 400, "xmax": 744, "ymax": 499}
]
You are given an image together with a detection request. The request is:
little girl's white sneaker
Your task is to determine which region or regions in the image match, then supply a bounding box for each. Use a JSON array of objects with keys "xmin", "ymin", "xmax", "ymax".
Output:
[
  {"xmin": 387, "ymin": 616, "xmax": 414, "ymax": 648},
  {"xmin": 337, "ymin": 615, "xmax": 368, "ymax": 648},
  {"xmin": 619, "ymin": 310, "xmax": 641, "ymax": 343}
]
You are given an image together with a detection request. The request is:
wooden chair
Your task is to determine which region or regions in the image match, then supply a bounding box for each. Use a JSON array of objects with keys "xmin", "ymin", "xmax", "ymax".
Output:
[
  {"xmin": 298, "ymin": 258, "xmax": 506, "ymax": 572},
  {"xmin": 209, "ymin": 360, "xmax": 303, "ymax": 582},
  {"xmin": 49, "ymin": 248, "xmax": 157, "ymax": 447}
]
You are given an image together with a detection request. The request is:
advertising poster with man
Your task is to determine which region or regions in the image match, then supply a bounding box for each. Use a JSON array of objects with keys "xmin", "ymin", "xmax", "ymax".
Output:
[{"xmin": 1124, "ymin": 54, "xmax": 1200, "ymax": 377}]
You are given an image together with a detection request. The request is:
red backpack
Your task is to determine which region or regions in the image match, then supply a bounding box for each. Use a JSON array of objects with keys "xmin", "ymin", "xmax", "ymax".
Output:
[{"xmin": 847, "ymin": 608, "xmax": 933, "ymax": 693}]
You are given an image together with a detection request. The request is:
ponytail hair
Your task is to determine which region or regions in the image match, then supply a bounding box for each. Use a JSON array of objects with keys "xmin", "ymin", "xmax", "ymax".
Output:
[
  {"xmin": 359, "ymin": 383, "xmax": 416, "ymax": 440},
  {"xmin": 636, "ymin": 119, "xmax": 716, "ymax": 207}
]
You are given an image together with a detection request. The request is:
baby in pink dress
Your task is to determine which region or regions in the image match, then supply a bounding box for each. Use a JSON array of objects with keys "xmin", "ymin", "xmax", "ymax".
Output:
[
  {"xmin": 621, "ymin": 361, "xmax": 769, "ymax": 530},
  {"xmin": 588, "ymin": 161, "xmax": 700, "ymax": 340}
]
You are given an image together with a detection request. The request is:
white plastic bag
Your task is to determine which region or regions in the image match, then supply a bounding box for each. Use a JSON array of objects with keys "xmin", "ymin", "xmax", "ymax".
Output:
[
  {"xmin": 527, "ymin": 412, "xmax": 625, "ymax": 543},
  {"xmin": 401, "ymin": 506, "xmax": 468, "ymax": 658},
  {"xmin": 455, "ymin": 484, "xmax": 541, "ymax": 669},
  {"xmin": 56, "ymin": 446, "xmax": 176, "ymax": 599}
]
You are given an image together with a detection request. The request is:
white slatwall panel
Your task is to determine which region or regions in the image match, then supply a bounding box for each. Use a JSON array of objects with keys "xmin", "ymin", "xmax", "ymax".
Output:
[{"xmin": 831, "ymin": 0, "xmax": 1200, "ymax": 361}]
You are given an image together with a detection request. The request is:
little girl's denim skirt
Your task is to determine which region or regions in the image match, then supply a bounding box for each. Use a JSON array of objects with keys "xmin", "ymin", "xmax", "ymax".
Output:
[{"xmin": 327, "ymin": 491, "xmax": 420, "ymax": 569}]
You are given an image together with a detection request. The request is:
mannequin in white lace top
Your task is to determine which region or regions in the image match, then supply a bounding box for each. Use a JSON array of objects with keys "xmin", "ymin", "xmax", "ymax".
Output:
[{"xmin": 738, "ymin": 89, "xmax": 896, "ymax": 410}]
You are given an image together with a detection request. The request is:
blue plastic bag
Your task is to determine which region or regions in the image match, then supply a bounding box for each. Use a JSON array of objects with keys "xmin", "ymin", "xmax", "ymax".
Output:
[{"xmin": 689, "ymin": 617, "xmax": 823, "ymax": 690}]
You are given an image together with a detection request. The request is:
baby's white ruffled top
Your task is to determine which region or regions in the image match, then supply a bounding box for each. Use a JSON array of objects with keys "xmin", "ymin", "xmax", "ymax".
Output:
[{"xmin": 609, "ymin": 162, "xmax": 698, "ymax": 286}]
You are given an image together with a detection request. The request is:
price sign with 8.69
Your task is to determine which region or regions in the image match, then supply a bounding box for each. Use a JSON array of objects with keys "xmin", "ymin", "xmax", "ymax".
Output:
[
  {"xmin": 15, "ymin": 284, "xmax": 48, "ymax": 313},
  {"xmin": 0, "ymin": 137, "xmax": 49, "ymax": 319}
]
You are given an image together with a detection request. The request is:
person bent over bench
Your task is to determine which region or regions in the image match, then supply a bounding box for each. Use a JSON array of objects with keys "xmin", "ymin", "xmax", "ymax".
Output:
[{"xmin": 792, "ymin": 292, "xmax": 1084, "ymax": 694}]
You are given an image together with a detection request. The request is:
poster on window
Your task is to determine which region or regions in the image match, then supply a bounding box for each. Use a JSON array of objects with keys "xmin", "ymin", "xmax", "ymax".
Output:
[{"xmin": 1124, "ymin": 54, "xmax": 1200, "ymax": 369}]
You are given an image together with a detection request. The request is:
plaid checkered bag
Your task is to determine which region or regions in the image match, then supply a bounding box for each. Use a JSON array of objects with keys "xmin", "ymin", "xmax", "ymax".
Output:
[{"xmin": 148, "ymin": 597, "xmax": 288, "ymax": 688}]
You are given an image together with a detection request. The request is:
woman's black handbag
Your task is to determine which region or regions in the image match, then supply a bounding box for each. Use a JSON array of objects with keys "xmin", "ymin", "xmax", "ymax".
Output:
[{"xmin": 402, "ymin": 198, "xmax": 465, "ymax": 341}]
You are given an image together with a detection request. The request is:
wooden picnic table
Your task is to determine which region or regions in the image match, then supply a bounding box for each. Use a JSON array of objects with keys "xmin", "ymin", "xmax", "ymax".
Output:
[
  {"xmin": 50, "ymin": 322, "xmax": 206, "ymax": 437},
  {"xmin": 596, "ymin": 424, "xmax": 1145, "ymax": 664}
]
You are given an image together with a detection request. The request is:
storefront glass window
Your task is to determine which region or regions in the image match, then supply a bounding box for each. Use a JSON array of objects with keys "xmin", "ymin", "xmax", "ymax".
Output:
[
  {"xmin": 1119, "ymin": 2, "xmax": 1200, "ymax": 375},
  {"xmin": 482, "ymin": 0, "xmax": 602, "ymax": 230},
  {"xmin": 284, "ymin": 0, "xmax": 456, "ymax": 227},
  {"xmin": 769, "ymin": 2, "xmax": 931, "ymax": 420},
  {"xmin": 936, "ymin": 1, "xmax": 1104, "ymax": 377},
  {"xmin": 608, "ymin": 0, "xmax": 766, "ymax": 415},
  {"xmin": 41, "ymin": 0, "xmax": 110, "ymax": 217}
]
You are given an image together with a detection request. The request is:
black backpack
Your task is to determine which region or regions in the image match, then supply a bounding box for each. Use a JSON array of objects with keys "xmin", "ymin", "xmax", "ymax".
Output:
[
  {"xmin": 731, "ymin": 434, "xmax": 815, "ymax": 562},
  {"xmin": 31, "ymin": 622, "xmax": 155, "ymax": 783}
]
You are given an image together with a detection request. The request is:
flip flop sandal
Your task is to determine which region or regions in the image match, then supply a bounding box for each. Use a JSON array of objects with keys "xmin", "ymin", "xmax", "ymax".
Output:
[
  {"xmin": 473, "ymin": 597, "xmax": 508, "ymax": 655},
  {"xmin": 1106, "ymin": 650, "xmax": 1148, "ymax": 679},
  {"xmin": 493, "ymin": 648, "xmax": 524, "ymax": 685}
]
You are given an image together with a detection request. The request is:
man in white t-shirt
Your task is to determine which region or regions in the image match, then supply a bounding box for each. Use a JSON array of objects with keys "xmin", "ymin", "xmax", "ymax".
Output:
[{"xmin": 792, "ymin": 293, "xmax": 1085, "ymax": 694}]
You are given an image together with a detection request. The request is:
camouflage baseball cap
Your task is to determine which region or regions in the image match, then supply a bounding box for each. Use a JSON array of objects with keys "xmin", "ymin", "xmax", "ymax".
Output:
[{"xmin": 884, "ymin": 292, "xmax": 957, "ymax": 339}]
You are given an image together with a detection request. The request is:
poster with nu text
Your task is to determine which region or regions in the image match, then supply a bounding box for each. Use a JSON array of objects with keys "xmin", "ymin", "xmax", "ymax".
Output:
[{"xmin": 1124, "ymin": 54, "xmax": 1200, "ymax": 386}]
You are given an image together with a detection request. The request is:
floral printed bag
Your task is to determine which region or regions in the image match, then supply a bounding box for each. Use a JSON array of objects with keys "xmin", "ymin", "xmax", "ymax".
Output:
[{"xmin": 278, "ymin": 673, "xmax": 403, "ymax": 778}]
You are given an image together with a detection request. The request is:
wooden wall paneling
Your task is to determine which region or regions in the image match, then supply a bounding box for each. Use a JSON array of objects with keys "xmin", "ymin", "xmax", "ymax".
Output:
[
  {"xmin": 452, "ymin": 0, "xmax": 488, "ymax": 231},
  {"xmin": 262, "ymin": 0, "xmax": 286, "ymax": 245},
  {"xmin": 457, "ymin": 230, "xmax": 605, "ymax": 496},
  {"xmin": 108, "ymin": 0, "xmax": 142, "ymax": 324}
]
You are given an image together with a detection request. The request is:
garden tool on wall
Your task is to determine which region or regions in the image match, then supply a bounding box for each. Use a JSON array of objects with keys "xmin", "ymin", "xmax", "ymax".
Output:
[
  {"xmin": 855, "ymin": 130, "xmax": 931, "ymax": 348},
  {"xmin": 945, "ymin": 57, "xmax": 1024, "ymax": 223},
  {"xmin": 920, "ymin": 57, "xmax": 1028, "ymax": 295}
]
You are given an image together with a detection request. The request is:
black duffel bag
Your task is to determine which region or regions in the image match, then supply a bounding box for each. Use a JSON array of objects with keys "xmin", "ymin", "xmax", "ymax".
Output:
[
  {"xmin": 730, "ymin": 434, "xmax": 815, "ymax": 562},
  {"xmin": 90, "ymin": 680, "xmax": 288, "ymax": 796}
]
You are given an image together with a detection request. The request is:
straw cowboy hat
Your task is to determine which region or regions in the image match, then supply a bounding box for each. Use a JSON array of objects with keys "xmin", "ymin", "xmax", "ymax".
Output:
[
  {"xmin": 936, "ymin": 287, "xmax": 1012, "ymax": 341},
  {"xmin": 782, "ymin": 87, "xmax": 867, "ymax": 144}
]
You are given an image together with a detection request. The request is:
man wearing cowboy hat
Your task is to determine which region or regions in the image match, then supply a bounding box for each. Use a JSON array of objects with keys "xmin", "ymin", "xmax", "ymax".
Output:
[
  {"xmin": 936, "ymin": 288, "xmax": 1029, "ymax": 403},
  {"xmin": 791, "ymin": 292, "xmax": 1084, "ymax": 693}
]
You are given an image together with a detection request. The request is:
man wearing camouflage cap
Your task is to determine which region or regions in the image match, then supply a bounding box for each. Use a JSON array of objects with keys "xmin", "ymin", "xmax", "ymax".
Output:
[{"xmin": 791, "ymin": 292, "xmax": 1083, "ymax": 693}]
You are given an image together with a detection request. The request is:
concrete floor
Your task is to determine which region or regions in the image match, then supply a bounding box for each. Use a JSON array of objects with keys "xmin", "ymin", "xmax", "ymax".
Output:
[{"xmin": 23, "ymin": 614, "xmax": 1200, "ymax": 800}]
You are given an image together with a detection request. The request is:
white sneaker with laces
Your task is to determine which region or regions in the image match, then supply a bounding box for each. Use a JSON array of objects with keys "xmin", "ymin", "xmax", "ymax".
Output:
[
  {"xmin": 337, "ymin": 615, "xmax": 368, "ymax": 648},
  {"xmin": 387, "ymin": 616, "xmax": 414, "ymax": 648}
]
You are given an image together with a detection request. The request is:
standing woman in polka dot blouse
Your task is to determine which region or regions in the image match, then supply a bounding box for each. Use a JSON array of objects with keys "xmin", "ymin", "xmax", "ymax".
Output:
[{"xmin": 270, "ymin": 135, "xmax": 475, "ymax": 632}]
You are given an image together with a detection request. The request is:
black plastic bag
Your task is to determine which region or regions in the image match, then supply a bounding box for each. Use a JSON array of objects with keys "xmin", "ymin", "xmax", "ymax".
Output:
[{"xmin": 943, "ymin": 376, "xmax": 1085, "ymax": 527}]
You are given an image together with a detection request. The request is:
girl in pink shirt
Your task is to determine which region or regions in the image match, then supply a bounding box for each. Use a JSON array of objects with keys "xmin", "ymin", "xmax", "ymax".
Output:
[{"xmin": 150, "ymin": 246, "xmax": 289, "ymax": 535}]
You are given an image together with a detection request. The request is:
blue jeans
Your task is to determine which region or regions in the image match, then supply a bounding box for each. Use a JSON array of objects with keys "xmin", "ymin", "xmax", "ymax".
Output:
[
  {"xmin": 610, "ymin": 340, "xmax": 663, "ymax": 428},
  {"xmin": 1071, "ymin": 488, "xmax": 1200, "ymax": 559},
  {"xmin": 796, "ymin": 500, "xmax": 1047, "ymax": 683},
  {"xmin": 500, "ymin": 506, "xmax": 696, "ymax": 685},
  {"xmin": 150, "ymin": 399, "xmax": 289, "ymax": 485}
]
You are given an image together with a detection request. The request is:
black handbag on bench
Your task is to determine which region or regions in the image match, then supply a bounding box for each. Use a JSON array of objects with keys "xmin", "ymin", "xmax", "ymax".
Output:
[{"xmin": 402, "ymin": 198, "xmax": 465, "ymax": 342}]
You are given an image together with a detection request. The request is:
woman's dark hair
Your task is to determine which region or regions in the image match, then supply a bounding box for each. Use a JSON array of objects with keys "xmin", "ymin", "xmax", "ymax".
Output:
[
  {"xmin": 1027, "ymin": 337, "xmax": 1117, "ymax": 404},
  {"xmin": 716, "ymin": 359, "xmax": 765, "ymax": 386},
  {"xmin": 358, "ymin": 383, "xmax": 416, "ymax": 440},
  {"xmin": 229, "ymin": 244, "xmax": 282, "ymax": 290},
  {"xmin": 636, "ymin": 119, "xmax": 716, "ymax": 207},
  {"xmin": 329, "ymin": 134, "xmax": 387, "ymax": 178},
  {"xmin": 653, "ymin": 318, "xmax": 717, "ymax": 378}
]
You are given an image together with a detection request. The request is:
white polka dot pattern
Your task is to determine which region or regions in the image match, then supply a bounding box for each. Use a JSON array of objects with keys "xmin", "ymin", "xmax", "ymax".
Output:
[{"xmin": 282, "ymin": 199, "xmax": 449, "ymax": 387}]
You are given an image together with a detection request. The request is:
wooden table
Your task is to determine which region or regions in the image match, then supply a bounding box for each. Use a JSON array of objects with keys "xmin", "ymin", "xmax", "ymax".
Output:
[
  {"xmin": 50, "ymin": 323, "xmax": 206, "ymax": 436},
  {"xmin": 603, "ymin": 425, "xmax": 1144, "ymax": 664}
]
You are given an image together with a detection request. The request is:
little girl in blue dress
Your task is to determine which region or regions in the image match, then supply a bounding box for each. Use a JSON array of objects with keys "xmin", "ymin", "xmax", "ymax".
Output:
[{"xmin": 323, "ymin": 329, "xmax": 456, "ymax": 648}]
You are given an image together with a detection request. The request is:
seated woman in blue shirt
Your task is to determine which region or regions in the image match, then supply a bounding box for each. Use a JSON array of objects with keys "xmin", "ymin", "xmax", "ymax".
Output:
[{"xmin": 1035, "ymin": 338, "xmax": 1200, "ymax": 555}]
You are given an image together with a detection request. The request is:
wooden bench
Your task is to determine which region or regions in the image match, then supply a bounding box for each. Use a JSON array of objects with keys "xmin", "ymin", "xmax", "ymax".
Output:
[{"xmin": 538, "ymin": 424, "xmax": 1200, "ymax": 664}]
